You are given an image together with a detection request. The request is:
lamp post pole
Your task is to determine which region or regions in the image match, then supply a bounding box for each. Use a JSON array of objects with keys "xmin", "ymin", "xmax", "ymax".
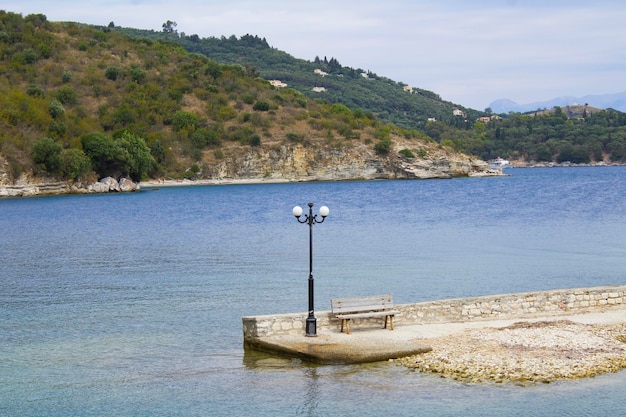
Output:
[{"xmin": 293, "ymin": 202, "xmax": 329, "ymax": 337}]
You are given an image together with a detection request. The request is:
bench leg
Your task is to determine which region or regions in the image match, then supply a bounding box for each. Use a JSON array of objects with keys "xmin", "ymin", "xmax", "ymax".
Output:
[
  {"xmin": 340, "ymin": 318, "xmax": 351, "ymax": 334},
  {"xmin": 384, "ymin": 315, "xmax": 395, "ymax": 330}
]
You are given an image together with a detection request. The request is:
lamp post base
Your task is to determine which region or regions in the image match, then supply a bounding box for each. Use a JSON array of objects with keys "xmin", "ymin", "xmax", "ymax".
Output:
[{"xmin": 305, "ymin": 317, "xmax": 317, "ymax": 337}]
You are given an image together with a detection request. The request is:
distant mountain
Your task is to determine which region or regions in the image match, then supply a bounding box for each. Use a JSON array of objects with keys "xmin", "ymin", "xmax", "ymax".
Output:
[{"xmin": 489, "ymin": 92, "xmax": 626, "ymax": 114}]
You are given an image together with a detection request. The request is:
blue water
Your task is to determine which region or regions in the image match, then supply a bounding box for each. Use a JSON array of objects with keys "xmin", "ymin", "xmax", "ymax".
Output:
[{"xmin": 1, "ymin": 167, "xmax": 626, "ymax": 416}]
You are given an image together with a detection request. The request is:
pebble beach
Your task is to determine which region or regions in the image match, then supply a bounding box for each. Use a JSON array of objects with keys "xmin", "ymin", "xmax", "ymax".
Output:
[{"xmin": 399, "ymin": 320, "xmax": 626, "ymax": 385}]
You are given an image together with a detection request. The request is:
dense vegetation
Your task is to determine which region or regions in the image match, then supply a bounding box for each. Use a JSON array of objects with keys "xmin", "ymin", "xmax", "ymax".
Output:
[
  {"xmin": 112, "ymin": 27, "xmax": 484, "ymax": 130},
  {"xmin": 114, "ymin": 24, "xmax": 626, "ymax": 165},
  {"xmin": 0, "ymin": 11, "xmax": 434, "ymax": 183},
  {"xmin": 426, "ymin": 106, "xmax": 626, "ymax": 163}
]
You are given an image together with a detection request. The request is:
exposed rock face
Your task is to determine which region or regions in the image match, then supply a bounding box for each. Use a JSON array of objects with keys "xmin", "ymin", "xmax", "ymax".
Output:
[
  {"xmin": 0, "ymin": 144, "xmax": 500, "ymax": 197},
  {"xmin": 119, "ymin": 178, "xmax": 139, "ymax": 192},
  {"xmin": 100, "ymin": 177, "xmax": 120, "ymax": 192},
  {"xmin": 87, "ymin": 181, "xmax": 110, "ymax": 194},
  {"xmin": 207, "ymin": 143, "xmax": 500, "ymax": 182}
]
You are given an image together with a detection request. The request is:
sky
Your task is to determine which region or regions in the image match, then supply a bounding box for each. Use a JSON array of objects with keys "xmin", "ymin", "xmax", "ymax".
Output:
[{"xmin": 5, "ymin": 0, "xmax": 626, "ymax": 110}]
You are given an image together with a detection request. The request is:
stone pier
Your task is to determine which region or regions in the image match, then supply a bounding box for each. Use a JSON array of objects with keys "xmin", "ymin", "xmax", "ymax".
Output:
[{"xmin": 243, "ymin": 285, "xmax": 626, "ymax": 342}]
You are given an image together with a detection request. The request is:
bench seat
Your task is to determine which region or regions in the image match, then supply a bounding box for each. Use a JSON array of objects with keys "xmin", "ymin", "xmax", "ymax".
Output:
[{"xmin": 331, "ymin": 294, "xmax": 399, "ymax": 334}]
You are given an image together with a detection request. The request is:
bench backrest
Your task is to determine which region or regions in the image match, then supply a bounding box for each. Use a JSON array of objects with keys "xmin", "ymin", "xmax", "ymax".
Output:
[{"xmin": 331, "ymin": 294, "xmax": 394, "ymax": 314}]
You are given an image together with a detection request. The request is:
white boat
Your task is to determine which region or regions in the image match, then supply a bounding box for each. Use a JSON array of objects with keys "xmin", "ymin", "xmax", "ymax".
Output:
[{"xmin": 489, "ymin": 157, "xmax": 511, "ymax": 168}]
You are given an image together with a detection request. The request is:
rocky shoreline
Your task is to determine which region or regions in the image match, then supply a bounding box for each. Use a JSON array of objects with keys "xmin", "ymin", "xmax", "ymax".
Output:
[{"xmin": 399, "ymin": 320, "xmax": 626, "ymax": 385}]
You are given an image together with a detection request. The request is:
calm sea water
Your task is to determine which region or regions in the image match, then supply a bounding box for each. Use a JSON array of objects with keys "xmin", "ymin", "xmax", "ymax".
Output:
[{"xmin": 1, "ymin": 167, "xmax": 626, "ymax": 416}]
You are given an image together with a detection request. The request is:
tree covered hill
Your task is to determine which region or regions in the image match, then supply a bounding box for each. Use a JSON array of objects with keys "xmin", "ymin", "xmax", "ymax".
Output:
[
  {"xmin": 112, "ymin": 24, "xmax": 626, "ymax": 166},
  {"xmin": 2, "ymin": 10, "xmax": 625, "ymax": 190},
  {"xmin": 112, "ymin": 26, "xmax": 484, "ymax": 131},
  {"xmin": 1, "ymin": 11, "xmax": 487, "ymax": 186}
]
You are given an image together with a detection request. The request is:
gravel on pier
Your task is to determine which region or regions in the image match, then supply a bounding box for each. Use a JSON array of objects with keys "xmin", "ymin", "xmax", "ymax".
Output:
[{"xmin": 398, "ymin": 320, "xmax": 626, "ymax": 385}]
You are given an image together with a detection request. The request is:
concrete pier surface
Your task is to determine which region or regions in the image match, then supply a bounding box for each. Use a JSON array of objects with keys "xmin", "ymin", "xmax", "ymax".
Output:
[
  {"xmin": 243, "ymin": 285, "xmax": 626, "ymax": 364},
  {"xmin": 244, "ymin": 307, "xmax": 626, "ymax": 364}
]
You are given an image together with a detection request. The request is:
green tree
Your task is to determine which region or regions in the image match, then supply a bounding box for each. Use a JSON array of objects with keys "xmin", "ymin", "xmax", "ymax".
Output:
[
  {"xmin": 115, "ymin": 130, "xmax": 155, "ymax": 181},
  {"xmin": 81, "ymin": 132, "xmax": 121, "ymax": 178},
  {"xmin": 162, "ymin": 20, "xmax": 177, "ymax": 34},
  {"xmin": 32, "ymin": 137, "xmax": 62, "ymax": 173},
  {"xmin": 59, "ymin": 148, "xmax": 91, "ymax": 179}
]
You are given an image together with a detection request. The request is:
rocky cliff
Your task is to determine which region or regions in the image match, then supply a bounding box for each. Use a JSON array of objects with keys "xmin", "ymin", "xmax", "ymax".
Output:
[
  {"xmin": 203, "ymin": 140, "xmax": 499, "ymax": 182},
  {"xmin": 0, "ymin": 142, "xmax": 500, "ymax": 197}
]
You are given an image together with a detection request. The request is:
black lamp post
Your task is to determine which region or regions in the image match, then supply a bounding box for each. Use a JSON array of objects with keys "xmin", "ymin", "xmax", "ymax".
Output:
[{"xmin": 293, "ymin": 202, "xmax": 329, "ymax": 337}]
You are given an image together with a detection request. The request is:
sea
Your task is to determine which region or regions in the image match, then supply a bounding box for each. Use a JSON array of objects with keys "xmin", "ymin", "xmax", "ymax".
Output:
[{"xmin": 1, "ymin": 166, "xmax": 626, "ymax": 417}]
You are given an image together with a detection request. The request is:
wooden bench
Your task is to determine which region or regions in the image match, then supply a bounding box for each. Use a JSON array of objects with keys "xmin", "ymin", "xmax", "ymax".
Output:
[{"xmin": 330, "ymin": 294, "xmax": 399, "ymax": 334}]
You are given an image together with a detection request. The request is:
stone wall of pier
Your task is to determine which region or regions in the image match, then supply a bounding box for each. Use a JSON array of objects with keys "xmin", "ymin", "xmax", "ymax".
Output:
[{"xmin": 242, "ymin": 285, "xmax": 626, "ymax": 340}]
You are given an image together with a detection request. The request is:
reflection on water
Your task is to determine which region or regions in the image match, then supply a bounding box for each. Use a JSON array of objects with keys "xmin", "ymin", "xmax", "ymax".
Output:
[{"xmin": 298, "ymin": 367, "xmax": 321, "ymax": 417}]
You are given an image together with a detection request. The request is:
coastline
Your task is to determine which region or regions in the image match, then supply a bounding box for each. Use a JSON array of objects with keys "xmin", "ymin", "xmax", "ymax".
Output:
[
  {"xmin": 138, "ymin": 177, "xmax": 292, "ymax": 188},
  {"xmin": 244, "ymin": 286, "xmax": 626, "ymax": 384}
]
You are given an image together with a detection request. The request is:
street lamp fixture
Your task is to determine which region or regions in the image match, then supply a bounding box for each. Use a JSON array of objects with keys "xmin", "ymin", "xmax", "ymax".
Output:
[{"xmin": 293, "ymin": 202, "xmax": 329, "ymax": 337}]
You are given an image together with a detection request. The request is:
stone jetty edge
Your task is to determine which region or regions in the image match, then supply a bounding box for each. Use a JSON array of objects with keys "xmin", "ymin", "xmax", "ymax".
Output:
[
  {"xmin": 243, "ymin": 285, "xmax": 626, "ymax": 339},
  {"xmin": 242, "ymin": 285, "xmax": 626, "ymax": 379}
]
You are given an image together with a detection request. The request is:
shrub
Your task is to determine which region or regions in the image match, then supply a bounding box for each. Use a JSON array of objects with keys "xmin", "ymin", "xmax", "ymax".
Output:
[
  {"xmin": 286, "ymin": 132, "xmax": 305, "ymax": 143},
  {"xmin": 172, "ymin": 111, "xmax": 199, "ymax": 131},
  {"xmin": 105, "ymin": 66, "xmax": 120, "ymax": 81},
  {"xmin": 191, "ymin": 128, "xmax": 221, "ymax": 148},
  {"xmin": 48, "ymin": 120, "xmax": 67, "ymax": 137},
  {"xmin": 22, "ymin": 48, "xmax": 39, "ymax": 64},
  {"xmin": 331, "ymin": 103, "xmax": 351, "ymax": 116},
  {"xmin": 113, "ymin": 103, "xmax": 135, "ymax": 126},
  {"xmin": 217, "ymin": 106, "xmax": 237, "ymax": 121},
  {"xmin": 130, "ymin": 65, "xmax": 146, "ymax": 83},
  {"xmin": 253, "ymin": 100, "xmax": 270, "ymax": 111},
  {"xmin": 26, "ymin": 84, "xmax": 45, "ymax": 97},
  {"xmin": 374, "ymin": 139, "xmax": 392, "ymax": 155},
  {"xmin": 48, "ymin": 100, "xmax": 65, "ymax": 118},
  {"xmin": 399, "ymin": 148, "xmax": 415, "ymax": 158},
  {"xmin": 62, "ymin": 70, "xmax": 72, "ymax": 83},
  {"xmin": 56, "ymin": 86, "xmax": 77, "ymax": 105},
  {"xmin": 241, "ymin": 93, "xmax": 255, "ymax": 105}
]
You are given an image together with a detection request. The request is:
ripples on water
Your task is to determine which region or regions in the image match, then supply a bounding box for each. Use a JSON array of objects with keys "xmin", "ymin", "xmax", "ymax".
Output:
[{"xmin": 1, "ymin": 167, "xmax": 626, "ymax": 416}]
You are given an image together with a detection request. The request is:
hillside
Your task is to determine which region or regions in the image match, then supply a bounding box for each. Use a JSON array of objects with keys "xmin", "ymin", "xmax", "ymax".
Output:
[
  {"xmin": 0, "ymin": 11, "xmax": 497, "ymax": 196},
  {"xmin": 111, "ymin": 27, "xmax": 484, "ymax": 131},
  {"xmin": 111, "ymin": 25, "xmax": 626, "ymax": 166}
]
